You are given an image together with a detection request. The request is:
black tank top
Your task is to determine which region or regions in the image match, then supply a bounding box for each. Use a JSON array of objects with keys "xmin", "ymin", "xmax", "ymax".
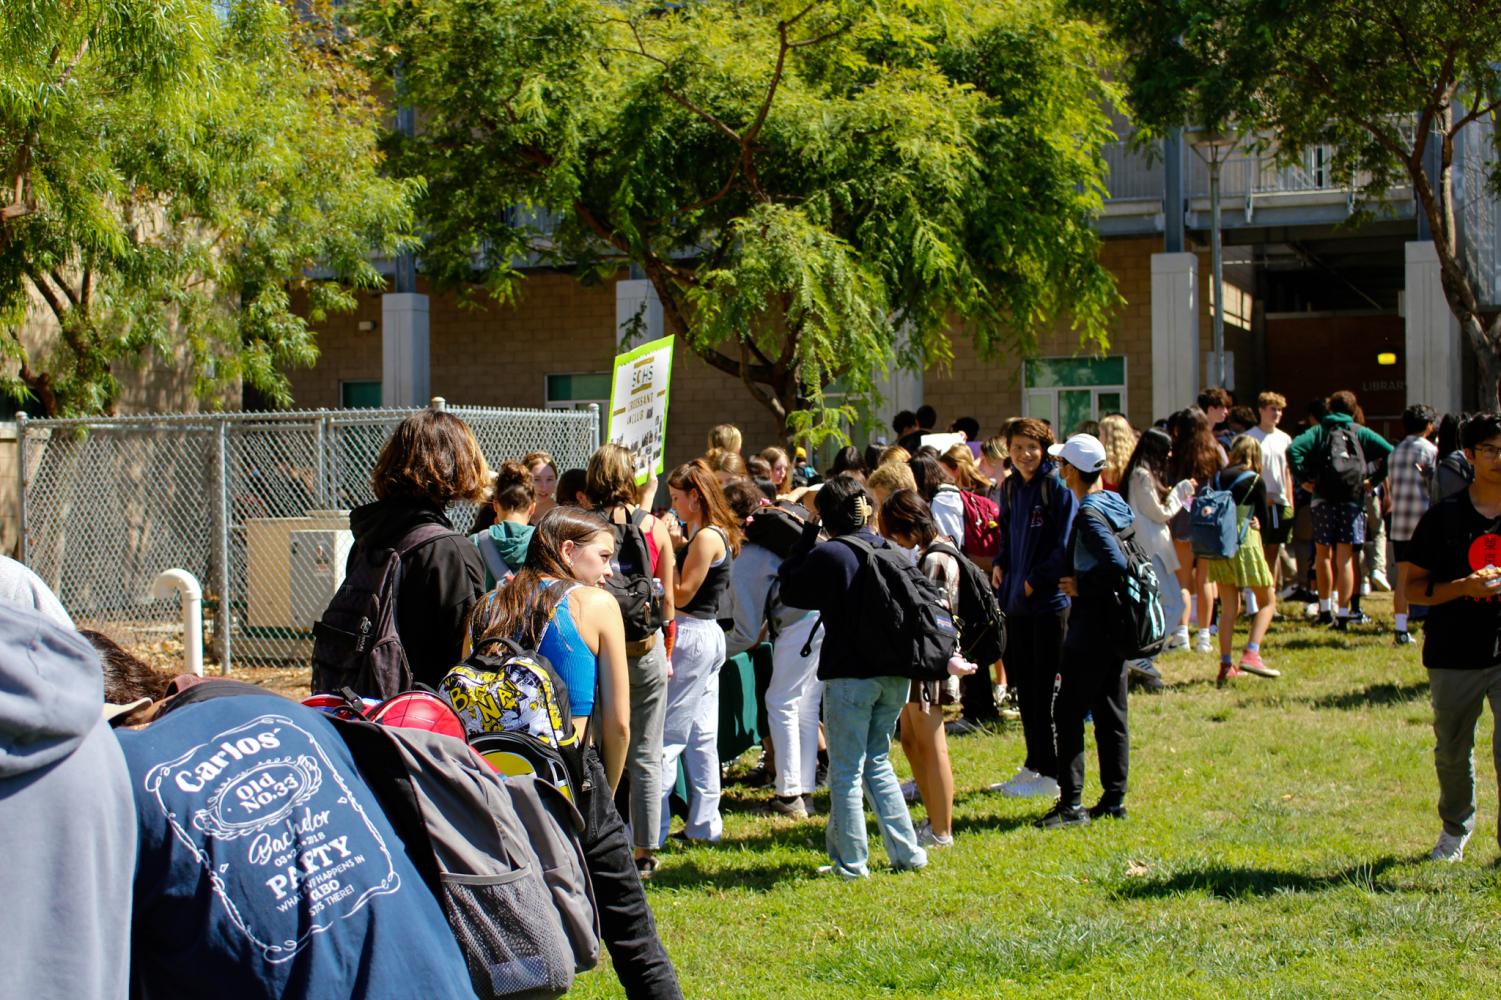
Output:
[{"xmin": 679, "ymin": 525, "xmax": 734, "ymax": 620}]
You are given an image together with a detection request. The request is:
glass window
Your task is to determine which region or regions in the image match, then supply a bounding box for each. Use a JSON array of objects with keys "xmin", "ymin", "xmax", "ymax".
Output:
[
  {"xmin": 1021, "ymin": 357, "xmax": 1127, "ymax": 434},
  {"xmin": 546, "ymin": 371, "xmax": 612, "ymax": 411},
  {"xmin": 340, "ymin": 381, "xmax": 382, "ymax": 409}
]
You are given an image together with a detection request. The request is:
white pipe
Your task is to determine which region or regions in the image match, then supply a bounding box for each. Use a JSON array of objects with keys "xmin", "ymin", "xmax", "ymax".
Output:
[{"xmin": 152, "ymin": 569, "xmax": 204, "ymax": 677}]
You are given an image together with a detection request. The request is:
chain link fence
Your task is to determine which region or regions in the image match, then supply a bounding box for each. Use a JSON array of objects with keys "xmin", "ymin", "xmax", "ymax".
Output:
[{"xmin": 17, "ymin": 403, "xmax": 599, "ymax": 673}]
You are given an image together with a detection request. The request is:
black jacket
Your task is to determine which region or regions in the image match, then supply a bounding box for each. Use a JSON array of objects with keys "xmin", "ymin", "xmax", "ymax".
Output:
[
  {"xmin": 347, "ymin": 498, "xmax": 485, "ymax": 688},
  {"xmin": 777, "ymin": 523, "xmax": 892, "ymax": 681}
]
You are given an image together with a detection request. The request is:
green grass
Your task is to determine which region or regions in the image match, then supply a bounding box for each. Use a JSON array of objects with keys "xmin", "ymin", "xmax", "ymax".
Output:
[{"xmin": 571, "ymin": 596, "xmax": 1501, "ymax": 999}]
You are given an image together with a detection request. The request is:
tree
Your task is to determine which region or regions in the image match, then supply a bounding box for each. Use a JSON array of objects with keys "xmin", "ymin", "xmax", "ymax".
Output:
[
  {"xmin": 0, "ymin": 0, "xmax": 415, "ymax": 415},
  {"xmin": 362, "ymin": 0, "xmax": 1121, "ymax": 444},
  {"xmin": 1079, "ymin": 0, "xmax": 1501, "ymax": 409}
]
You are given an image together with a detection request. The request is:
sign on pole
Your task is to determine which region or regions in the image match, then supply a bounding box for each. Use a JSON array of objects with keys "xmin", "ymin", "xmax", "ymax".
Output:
[{"xmin": 607, "ymin": 334, "xmax": 675, "ymax": 482}]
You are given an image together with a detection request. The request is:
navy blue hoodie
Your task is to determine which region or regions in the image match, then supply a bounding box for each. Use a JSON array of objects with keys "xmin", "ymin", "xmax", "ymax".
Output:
[
  {"xmin": 994, "ymin": 461, "xmax": 1078, "ymax": 617},
  {"xmin": 778, "ymin": 523, "xmax": 892, "ymax": 681},
  {"xmin": 1063, "ymin": 490, "xmax": 1134, "ymax": 653}
]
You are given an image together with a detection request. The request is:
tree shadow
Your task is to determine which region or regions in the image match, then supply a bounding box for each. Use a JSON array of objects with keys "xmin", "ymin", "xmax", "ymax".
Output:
[
  {"xmin": 1277, "ymin": 633, "xmax": 1352, "ymax": 651},
  {"xmin": 646, "ymin": 856, "xmax": 816, "ymax": 893},
  {"xmin": 1308, "ymin": 680, "xmax": 1429, "ymax": 711},
  {"xmin": 1113, "ymin": 855, "xmax": 1410, "ymax": 900}
]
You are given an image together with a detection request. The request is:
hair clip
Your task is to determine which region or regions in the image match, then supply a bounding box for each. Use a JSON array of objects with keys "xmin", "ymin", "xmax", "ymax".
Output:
[{"xmin": 852, "ymin": 494, "xmax": 872, "ymax": 523}]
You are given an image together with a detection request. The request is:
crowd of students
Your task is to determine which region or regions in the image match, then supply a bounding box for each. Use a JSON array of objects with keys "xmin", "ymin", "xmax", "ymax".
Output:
[{"xmin": 4, "ymin": 393, "xmax": 1500, "ymax": 998}]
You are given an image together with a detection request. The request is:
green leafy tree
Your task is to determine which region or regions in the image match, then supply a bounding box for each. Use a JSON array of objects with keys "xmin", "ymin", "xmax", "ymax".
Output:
[
  {"xmin": 0, "ymin": 0, "xmax": 415, "ymax": 415},
  {"xmin": 362, "ymin": 0, "xmax": 1121, "ymax": 444},
  {"xmin": 1080, "ymin": 0, "xmax": 1501, "ymax": 409}
]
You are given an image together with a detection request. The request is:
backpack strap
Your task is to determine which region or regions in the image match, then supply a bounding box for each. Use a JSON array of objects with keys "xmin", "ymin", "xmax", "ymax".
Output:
[
  {"xmin": 474, "ymin": 532, "xmax": 513, "ymax": 586},
  {"xmin": 393, "ymin": 521, "xmax": 454, "ymax": 557}
]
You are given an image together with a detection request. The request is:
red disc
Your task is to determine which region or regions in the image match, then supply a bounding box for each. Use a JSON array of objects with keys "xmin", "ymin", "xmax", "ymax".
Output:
[{"xmin": 1469, "ymin": 533, "xmax": 1501, "ymax": 573}]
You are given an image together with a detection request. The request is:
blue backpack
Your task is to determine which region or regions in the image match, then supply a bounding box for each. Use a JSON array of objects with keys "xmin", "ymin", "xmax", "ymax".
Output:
[{"xmin": 1188, "ymin": 470, "xmax": 1258, "ymax": 559}]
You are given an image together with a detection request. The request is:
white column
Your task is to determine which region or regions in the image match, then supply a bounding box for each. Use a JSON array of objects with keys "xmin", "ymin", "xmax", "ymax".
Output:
[
  {"xmin": 381, "ymin": 292, "xmax": 429, "ymax": 408},
  {"xmin": 1151, "ymin": 252, "xmax": 1200, "ymax": 415},
  {"xmin": 616, "ymin": 278, "xmax": 664, "ymax": 348},
  {"xmin": 1404, "ymin": 241, "xmax": 1463, "ymax": 413}
]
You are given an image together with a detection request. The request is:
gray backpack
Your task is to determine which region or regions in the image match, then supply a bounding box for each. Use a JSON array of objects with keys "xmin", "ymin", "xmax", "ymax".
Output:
[{"xmin": 333, "ymin": 720, "xmax": 600, "ymax": 999}]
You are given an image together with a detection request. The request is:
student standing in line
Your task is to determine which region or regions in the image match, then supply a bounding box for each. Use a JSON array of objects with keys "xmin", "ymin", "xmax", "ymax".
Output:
[
  {"xmin": 1097, "ymin": 414, "xmax": 1136, "ymax": 493},
  {"xmin": 585, "ymin": 445, "xmax": 678, "ymax": 878},
  {"xmin": 1203, "ymin": 435, "xmax": 1282, "ymax": 685},
  {"xmin": 470, "ymin": 506, "xmax": 681, "ymax": 998},
  {"xmin": 1247, "ymin": 392, "xmax": 1296, "ymax": 591},
  {"xmin": 1388, "ymin": 405, "xmax": 1439, "ymax": 646},
  {"xmin": 1120, "ymin": 428, "xmax": 1195, "ymax": 682},
  {"xmin": 778, "ymin": 475, "xmax": 929, "ymax": 878},
  {"xmin": 1166, "ymin": 407, "xmax": 1225, "ymax": 652},
  {"xmin": 989, "ymin": 418, "xmax": 1077, "ymax": 792},
  {"xmin": 660, "ymin": 460, "xmax": 741, "ymax": 845},
  {"xmin": 1403, "ymin": 412, "xmax": 1501, "ymax": 862},
  {"xmin": 1287, "ymin": 389, "xmax": 1393, "ymax": 631},
  {"xmin": 878, "ymin": 488, "xmax": 963, "ymax": 848},
  {"xmin": 470, "ymin": 460, "xmax": 537, "ymax": 589},
  {"xmin": 525, "ymin": 449, "xmax": 560, "ymax": 520},
  {"xmin": 1041, "ymin": 434, "xmax": 1135, "ymax": 828}
]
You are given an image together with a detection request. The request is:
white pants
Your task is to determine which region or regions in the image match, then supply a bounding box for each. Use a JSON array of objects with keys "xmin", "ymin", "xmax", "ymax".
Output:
[
  {"xmin": 659, "ymin": 616, "xmax": 725, "ymax": 843},
  {"xmin": 766, "ymin": 614, "xmax": 824, "ymax": 796}
]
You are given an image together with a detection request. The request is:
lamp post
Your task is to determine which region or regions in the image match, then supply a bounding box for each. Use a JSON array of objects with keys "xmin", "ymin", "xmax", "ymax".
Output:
[{"xmin": 1188, "ymin": 129, "xmax": 1239, "ymax": 390}]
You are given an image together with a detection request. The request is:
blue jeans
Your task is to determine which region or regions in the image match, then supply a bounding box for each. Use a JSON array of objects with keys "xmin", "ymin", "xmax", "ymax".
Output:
[{"xmin": 823, "ymin": 675, "xmax": 928, "ymax": 877}]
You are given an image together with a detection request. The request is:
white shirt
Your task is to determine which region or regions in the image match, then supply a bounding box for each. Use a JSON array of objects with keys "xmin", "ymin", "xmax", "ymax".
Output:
[
  {"xmin": 931, "ymin": 486, "xmax": 967, "ymax": 552},
  {"xmin": 1247, "ymin": 425, "xmax": 1293, "ymax": 506}
]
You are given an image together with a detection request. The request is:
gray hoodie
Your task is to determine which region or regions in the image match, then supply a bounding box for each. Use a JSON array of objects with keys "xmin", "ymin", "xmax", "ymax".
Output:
[{"xmin": 0, "ymin": 602, "xmax": 134, "ymax": 1000}]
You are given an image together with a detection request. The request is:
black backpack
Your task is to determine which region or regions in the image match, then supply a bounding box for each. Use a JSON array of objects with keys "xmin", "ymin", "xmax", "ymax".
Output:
[
  {"xmin": 1316, "ymin": 425, "xmax": 1367, "ymax": 502},
  {"xmin": 810, "ymin": 534, "xmax": 958, "ymax": 681},
  {"xmin": 922, "ymin": 540, "xmax": 1007, "ymax": 666},
  {"xmin": 312, "ymin": 523, "xmax": 452, "ymax": 700},
  {"xmin": 1079, "ymin": 506, "xmax": 1168, "ymax": 660},
  {"xmin": 744, "ymin": 501, "xmax": 811, "ymax": 558},
  {"xmin": 596, "ymin": 505, "xmax": 663, "ymax": 642}
]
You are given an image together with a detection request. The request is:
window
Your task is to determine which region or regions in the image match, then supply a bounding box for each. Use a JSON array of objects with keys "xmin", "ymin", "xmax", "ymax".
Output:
[
  {"xmin": 1023, "ymin": 357, "xmax": 1127, "ymax": 434},
  {"xmin": 340, "ymin": 380, "xmax": 382, "ymax": 409},
  {"xmin": 546, "ymin": 372, "xmax": 611, "ymax": 412}
]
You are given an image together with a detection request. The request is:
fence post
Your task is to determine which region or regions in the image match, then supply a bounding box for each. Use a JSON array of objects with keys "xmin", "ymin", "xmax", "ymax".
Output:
[
  {"xmin": 587, "ymin": 402, "xmax": 601, "ymax": 451},
  {"xmin": 213, "ymin": 417, "xmax": 233, "ymax": 675},
  {"xmin": 15, "ymin": 412, "xmax": 28, "ymax": 564},
  {"xmin": 430, "ymin": 396, "xmax": 447, "ymax": 412},
  {"xmin": 314, "ymin": 411, "xmax": 330, "ymax": 509}
]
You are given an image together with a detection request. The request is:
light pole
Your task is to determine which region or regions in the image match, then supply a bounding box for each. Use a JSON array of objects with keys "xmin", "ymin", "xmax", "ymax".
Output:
[{"xmin": 1189, "ymin": 129, "xmax": 1239, "ymax": 390}]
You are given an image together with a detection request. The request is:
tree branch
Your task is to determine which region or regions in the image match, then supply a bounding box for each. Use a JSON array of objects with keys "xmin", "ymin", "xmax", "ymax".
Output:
[{"xmin": 24, "ymin": 268, "xmax": 69, "ymax": 329}]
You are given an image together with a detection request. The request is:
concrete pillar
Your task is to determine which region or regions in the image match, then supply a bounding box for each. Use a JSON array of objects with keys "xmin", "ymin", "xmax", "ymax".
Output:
[
  {"xmin": 381, "ymin": 292, "xmax": 429, "ymax": 408},
  {"xmin": 616, "ymin": 278, "xmax": 664, "ymax": 348},
  {"xmin": 1404, "ymin": 241, "xmax": 1462, "ymax": 412},
  {"xmin": 1151, "ymin": 252, "xmax": 1200, "ymax": 416}
]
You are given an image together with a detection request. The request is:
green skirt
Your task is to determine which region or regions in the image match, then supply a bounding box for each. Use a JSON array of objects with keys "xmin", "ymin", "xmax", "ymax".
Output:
[{"xmin": 1205, "ymin": 525, "xmax": 1274, "ymax": 588}]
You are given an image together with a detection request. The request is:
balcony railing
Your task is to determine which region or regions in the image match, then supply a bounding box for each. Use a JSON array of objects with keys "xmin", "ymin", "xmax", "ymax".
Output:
[{"xmin": 1103, "ymin": 139, "xmax": 1385, "ymax": 207}]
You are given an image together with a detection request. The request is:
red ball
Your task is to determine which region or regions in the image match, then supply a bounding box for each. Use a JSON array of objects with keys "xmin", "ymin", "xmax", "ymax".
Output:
[{"xmin": 368, "ymin": 692, "xmax": 467, "ymax": 740}]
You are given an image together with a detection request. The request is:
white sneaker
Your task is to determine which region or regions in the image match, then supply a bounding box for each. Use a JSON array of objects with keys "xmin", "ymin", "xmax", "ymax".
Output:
[
  {"xmin": 1360, "ymin": 580, "xmax": 1372, "ymax": 596},
  {"xmin": 1193, "ymin": 630, "xmax": 1214, "ymax": 654},
  {"xmin": 915, "ymin": 820, "xmax": 954, "ymax": 849},
  {"xmin": 1001, "ymin": 774, "xmax": 1059, "ymax": 799},
  {"xmin": 1164, "ymin": 630, "xmax": 1190, "ymax": 653},
  {"xmin": 1304, "ymin": 602, "xmax": 1320, "ymax": 619},
  {"xmin": 1369, "ymin": 571, "xmax": 1392, "ymax": 592},
  {"xmin": 1431, "ymin": 829, "xmax": 1470, "ymax": 862},
  {"xmin": 900, "ymin": 780, "xmax": 918, "ymax": 803},
  {"xmin": 989, "ymin": 766, "xmax": 1039, "ymax": 793}
]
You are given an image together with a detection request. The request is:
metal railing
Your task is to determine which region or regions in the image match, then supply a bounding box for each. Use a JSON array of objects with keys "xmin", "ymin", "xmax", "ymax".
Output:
[
  {"xmin": 16, "ymin": 402, "xmax": 599, "ymax": 673},
  {"xmin": 1104, "ymin": 139, "xmax": 1386, "ymax": 206}
]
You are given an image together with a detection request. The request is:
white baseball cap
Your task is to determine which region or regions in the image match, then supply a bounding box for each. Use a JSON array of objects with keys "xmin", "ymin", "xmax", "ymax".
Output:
[{"xmin": 1047, "ymin": 433, "xmax": 1108, "ymax": 473}]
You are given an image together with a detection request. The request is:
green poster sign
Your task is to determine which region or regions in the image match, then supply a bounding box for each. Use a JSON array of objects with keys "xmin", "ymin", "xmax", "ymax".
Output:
[{"xmin": 606, "ymin": 334, "xmax": 675, "ymax": 481}]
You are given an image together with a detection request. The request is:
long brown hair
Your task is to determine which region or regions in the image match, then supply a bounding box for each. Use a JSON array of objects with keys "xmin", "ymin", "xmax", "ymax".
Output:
[
  {"xmin": 470, "ymin": 506, "xmax": 613, "ymax": 650},
  {"xmin": 1167, "ymin": 407, "xmax": 1221, "ymax": 484},
  {"xmin": 667, "ymin": 459, "xmax": 743, "ymax": 554},
  {"xmin": 585, "ymin": 443, "xmax": 638, "ymax": 508},
  {"xmin": 941, "ymin": 443, "xmax": 993, "ymax": 491},
  {"xmin": 877, "ymin": 489, "xmax": 938, "ymax": 546},
  {"xmin": 492, "ymin": 460, "xmax": 536, "ymax": 514}
]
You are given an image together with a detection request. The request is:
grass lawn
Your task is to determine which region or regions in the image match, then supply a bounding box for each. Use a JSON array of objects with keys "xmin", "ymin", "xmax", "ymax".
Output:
[{"xmin": 571, "ymin": 596, "xmax": 1501, "ymax": 998}]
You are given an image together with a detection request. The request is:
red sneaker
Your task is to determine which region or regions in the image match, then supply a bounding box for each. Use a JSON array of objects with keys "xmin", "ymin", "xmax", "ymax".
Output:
[
  {"xmin": 1237, "ymin": 650, "xmax": 1281, "ymax": 678},
  {"xmin": 1216, "ymin": 662, "xmax": 1242, "ymax": 688}
]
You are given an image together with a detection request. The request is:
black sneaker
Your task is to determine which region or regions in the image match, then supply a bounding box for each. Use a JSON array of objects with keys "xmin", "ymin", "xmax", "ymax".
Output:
[
  {"xmin": 635, "ymin": 855, "xmax": 661, "ymax": 881},
  {"xmin": 1317, "ymin": 610, "xmax": 1333, "ymax": 626},
  {"xmin": 1395, "ymin": 630, "xmax": 1415, "ymax": 646},
  {"xmin": 1330, "ymin": 615, "xmax": 1349, "ymax": 632},
  {"xmin": 1347, "ymin": 611, "xmax": 1371, "ymax": 626},
  {"xmin": 1034, "ymin": 803, "xmax": 1091, "ymax": 829},
  {"xmin": 1088, "ymin": 802, "xmax": 1128, "ymax": 821}
]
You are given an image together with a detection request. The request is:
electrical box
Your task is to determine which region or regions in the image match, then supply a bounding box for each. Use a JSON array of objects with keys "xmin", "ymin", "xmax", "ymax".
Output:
[{"xmin": 288, "ymin": 528, "xmax": 354, "ymax": 630}]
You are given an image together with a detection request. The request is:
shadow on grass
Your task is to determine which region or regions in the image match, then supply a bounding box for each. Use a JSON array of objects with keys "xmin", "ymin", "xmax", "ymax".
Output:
[
  {"xmin": 647, "ymin": 855, "xmax": 815, "ymax": 892},
  {"xmin": 1308, "ymin": 680, "xmax": 1430, "ymax": 710},
  {"xmin": 1114, "ymin": 855, "xmax": 1410, "ymax": 900},
  {"xmin": 1277, "ymin": 633, "xmax": 1353, "ymax": 651}
]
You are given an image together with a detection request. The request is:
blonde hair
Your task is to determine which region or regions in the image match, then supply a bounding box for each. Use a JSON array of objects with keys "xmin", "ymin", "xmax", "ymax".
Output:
[
  {"xmin": 1098, "ymin": 414, "xmax": 1135, "ymax": 483},
  {"xmin": 940, "ymin": 443, "xmax": 994, "ymax": 491},
  {"xmin": 865, "ymin": 462, "xmax": 917, "ymax": 499},
  {"xmin": 1228, "ymin": 433, "xmax": 1263, "ymax": 472},
  {"xmin": 707, "ymin": 424, "xmax": 743, "ymax": 454},
  {"xmin": 980, "ymin": 435, "xmax": 1007, "ymax": 463},
  {"xmin": 876, "ymin": 445, "xmax": 911, "ymax": 468},
  {"xmin": 1256, "ymin": 391, "xmax": 1287, "ymax": 410}
]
